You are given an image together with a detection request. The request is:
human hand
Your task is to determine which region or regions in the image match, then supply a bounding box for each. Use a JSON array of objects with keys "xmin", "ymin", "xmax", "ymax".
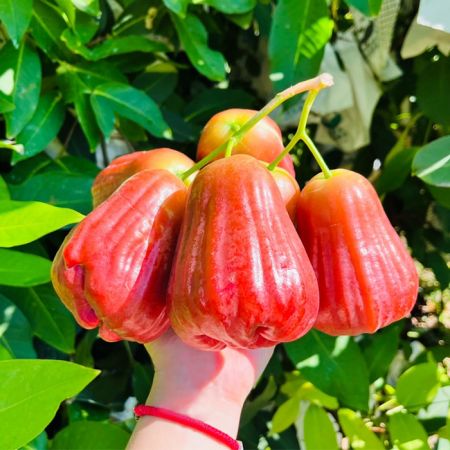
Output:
[{"xmin": 127, "ymin": 329, "xmax": 274, "ymax": 450}]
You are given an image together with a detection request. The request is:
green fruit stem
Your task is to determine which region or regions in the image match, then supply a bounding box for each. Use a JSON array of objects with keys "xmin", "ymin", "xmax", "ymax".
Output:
[
  {"xmin": 268, "ymin": 89, "xmax": 332, "ymax": 179},
  {"xmin": 180, "ymin": 73, "xmax": 334, "ymax": 181}
]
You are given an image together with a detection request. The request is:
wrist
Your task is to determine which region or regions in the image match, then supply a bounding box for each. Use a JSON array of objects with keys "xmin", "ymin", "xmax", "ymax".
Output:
[{"xmin": 146, "ymin": 371, "xmax": 246, "ymax": 437}]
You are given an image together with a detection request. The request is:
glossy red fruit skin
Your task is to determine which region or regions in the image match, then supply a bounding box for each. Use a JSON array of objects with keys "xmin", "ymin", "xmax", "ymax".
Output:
[
  {"xmin": 297, "ymin": 169, "xmax": 419, "ymax": 336},
  {"xmin": 266, "ymin": 164, "xmax": 300, "ymax": 222},
  {"xmin": 52, "ymin": 169, "xmax": 187, "ymax": 343},
  {"xmin": 91, "ymin": 148, "xmax": 195, "ymax": 207},
  {"xmin": 196, "ymin": 109, "xmax": 295, "ymax": 176},
  {"xmin": 168, "ymin": 154, "xmax": 319, "ymax": 350}
]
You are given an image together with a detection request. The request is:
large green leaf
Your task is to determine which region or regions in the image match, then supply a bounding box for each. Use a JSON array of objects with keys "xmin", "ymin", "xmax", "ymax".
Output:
[
  {"xmin": 285, "ymin": 331, "xmax": 369, "ymax": 411},
  {"xmin": 1, "ymin": 285, "xmax": 76, "ymax": 354},
  {"xmin": 304, "ymin": 404, "xmax": 339, "ymax": 450},
  {"xmin": 9, "ymin": 171, "xmax": 94, "ymax": 215},
  {"xmin": 14, "ymin": 93, "xmax": 65, "ymax": 163},
  {"xmin": 0, "ymin": 249, "xmax": 51, "ymax": 287},
  {"xmin": 203, "ymin": 0, "xmax": 256, "ymax": 14},
  {"xmin": 163, "ymin": 0, "xmax": 190, "ymax": 17},
  {"xmin": 417, "ymin": 56, "xmax": 450, "ymax": 126},
  {"xmin": 71, "ymin": 0, "xmax": 100, "ymax": 17},
  {"xmin": 412, "ymin": 136, "xmax": 450, "ymax": 188},
  {"xmin": 396, "ymin": 363, "xmax": 441, "ymax": 410},
  {"xmin": 134, "ymin": 72, "xmax": 178, "ymax": 104},
  {"xmin": 0, "ymin": 0, "xmax": 33, "ymax": 47},
  {"xmin": 338, "ymin": 408, "xmax": 384, "ymax": 450},
  {"xmin": 30, "ymin": 0, "xmax": 72, "ymax": 59},
  {"xmin": 346, "ymin": 0, "xmax": 383, "ymax": 16},
  {"xmin": 52, "ymin": 421, "xmax": 130, "ymax": 450},
  {"xmin": 0, "ymin": 200, "xmax": 83, "ymax": 247},
  {"xmin": 1, "ymin": 42, "xmax": 42, "ymax": 138},
  {"xmin": 0, "ymin": 293, "xmax": 36, "ymax": 359},
  {"xmin": 171, "ymin": 13, "xmax": 227, "ymax": 81},
  {"xmin": 0, "ymin": 177, "xmax": 10, "ymax": 200},
  {"xmin": 271, "ymin": 396, "xmax": 301, "ymax": 434},
  {"xmin": 0, "ymin": 359, "xmax": 99, "ymax": 450},
  {"xmin": 376, "ymin": 146, "xmax": 419, "ymax": 195},
  {"xmin": 62, "ymin": 33, "xmax": 169, "ymax": 61},
  {"xmin": 184, "ymin": 88, "xmax": 255, "ymax": 123},
  {"xmin": 90, "ymin": 82, "xmax": 171, "ymax": 139},
  {"xmin": 268, "ymin": 0, "xmax": 332, "ymax": 91},
  {"xmin": 362, "ymin": 323, "xmax": 401, "ymax": 382},
  {"xmin": 389, "ymin": 412, "xmax": 430, "ymax": 450}
]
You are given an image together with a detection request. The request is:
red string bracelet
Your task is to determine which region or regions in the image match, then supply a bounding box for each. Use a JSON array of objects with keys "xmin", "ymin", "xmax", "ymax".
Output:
[{"xmin": 134, "ymin": 405, "xmax": 241, "ymax": 450}]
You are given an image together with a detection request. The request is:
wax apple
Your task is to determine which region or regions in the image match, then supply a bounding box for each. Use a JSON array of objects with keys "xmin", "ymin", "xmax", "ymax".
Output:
[
  {"xmin": 52, "ymin": 169, "xmax": 187, "ymax": 343},
  {"xmin": 297, "ymin": 169, "xmax": 419, "ymax": 335},
  {"xmin": 92, "ymin": 148, "xmax": 195, "ymax": 207},
  {"xmin": 197, "ymin": 109, "xmax": 295, "ymax": 176},
  {"xmin": 169, "ymin": 154, "xmax": 319, "ymax": 350}
]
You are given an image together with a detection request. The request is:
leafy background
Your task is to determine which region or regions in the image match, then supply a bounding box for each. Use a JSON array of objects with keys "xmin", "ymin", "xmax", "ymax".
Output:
[{"xmin": 0, "ymin": 0, "xmax": 449, "ymax": 449}]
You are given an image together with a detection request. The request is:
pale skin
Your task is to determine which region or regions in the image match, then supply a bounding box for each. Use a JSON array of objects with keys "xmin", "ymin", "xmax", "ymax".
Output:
[{"xmin": 126, "ymin": 330, "xmax": 274, "ymax": 450}]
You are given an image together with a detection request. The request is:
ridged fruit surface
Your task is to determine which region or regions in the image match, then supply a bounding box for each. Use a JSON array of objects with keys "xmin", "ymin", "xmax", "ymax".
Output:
[
  {"xmin": 297, "ymin": 169, "xmax": 419, "ymax": 335},
  {"xmin": 267, "ymin": 164, "xmax": 300, "ymax": 222},
  {"xmin": 168, "ymin": 154, "xmax": 319, "ymax": 350},
  {"xmin": 196, "ymin": 109, "xmax": 295, "ymax": 176},
  {"xmin": 52, "ymin": 169, "xmax": 187, "ymax": 343},
  {"xmin": 91, "ymin": 148, "xmax": 195, "ymax": 207}
]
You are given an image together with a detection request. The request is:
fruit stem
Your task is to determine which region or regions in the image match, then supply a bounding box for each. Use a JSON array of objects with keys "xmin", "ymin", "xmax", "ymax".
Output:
[
  {"xmin": 267, "ymin": 87, "xmax": 332, "ymax": 179},
  {"xmin": 224, "ymin": 138, "xmax": 235, "ymax": 158},
  {"xmin": 180, "ymin": 73, "xmax": 334, "ymax": 181}
]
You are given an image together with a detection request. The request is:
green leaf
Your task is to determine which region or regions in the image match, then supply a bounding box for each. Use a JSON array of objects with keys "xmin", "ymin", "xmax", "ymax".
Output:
[
  {"xmin": 304, "ymin": 404, "xmax": 339, "ymax": 450},
  {"xmin": 0, "ymin": 92, "xmax": 15, "ymax": 113},
  {"xmin": 62, "ymin": 33, "xmax": 169, "ymax": 61},
  {"xmin": 0, "ymin": 249, "xmax": 51, "ymax": 287},
  {"xmin": 1, "ymin": 42, "xmax": 42, "ymax": 138},
  {"xmin": 298, "ymin": 381, "xmax": 339, "ymax": 410},
  {"xmin": 134, "ymin": 72, "xmax": 178, "ymax": 104},
  {"xmin": 202, "ymin": 0, "xmax": 256, "ymax": 14},
  {"xmin": 30, "ymin": 0, "xmax": 72, "ymax": 59},
  {"xmin": 74, "ymin": 330, "xmax": 97, "ymax": 367},
  {"xmin": 20, "ymin": 432, "xmax": 48, "ymax": 450},
  {"xmin": 285, "ymin": 331, "xmax": 369, "ymax": 411},
  {"xmin": 362, "ymin": 323, "xmax": 401, "ymax": 382},
  {"xmin": 241, "ymin": 376, "xmax": 277, "ymax": 427},
  {"xmin": 376, "ymin": 147, "xmax": 419, "ymax": 195},
  {"xmin": 171, "ymin": 13, "xmax": 227, "ymax": 81},
  {"xmin": 346, "ymin": 0, "xmax": 383, "ymax": 16},
  {"xmin": 90, "ymin": 82, "xmax": 171, "ymax": 139},
  {"xmin": 396, "ymin": 363, "xmax": 440, "ymax": 410},
  {"xmin": 71, "ymin": 0, "xmax": 100, "ymax": 17},
  {"xmin": 417, "ymin": 56, "xmax": 450, "ymax": 126},
  {"xmin": 0, "ymin": 200, "xmax": 84, "ymax": 247},
  {"xmin": 9, "ymin": 171, "xmax": 94, "ymax": 215},
  {"xmin": 0, "ymin": 177, "xmax": 10, "ymax": 200},
  {"xmin": 0, "ymin": 0, "xmax": 33, "ymax": 47},
  {"xmin": 162, "ymin": 0, "xmax": 190, "ymax": 18},
  {"xmin": 268, "ymin": 0, "xmax": 332, "ymax": 91},
  {"xmin": 226, "ymin": 11, "xmax": 254, "ymax": 30},
  {"xmin": 427, "ymin": 185, "xmax": 450, "ymax": 209},
  {"xmin": 52, "ymin": 421, "xmax": 130, "ymax": 450},
  {"xmin": 184, "ymin": 88, "xmax": 255, "ymax": 123},
  {"xmin": 14, "ymin": 93, "xmax": 65, "ymax": 163},
  {"xmin": 55, "ymin": 0, "xmax": 76, "ymax": 27},
  {"xmin": 271, "ymin": 396, "xmax": 301, "ymax": 434},
  {"xmin": 0, "ymin": 293, "xmax": 36, "ymax": 359},
  {"xmin": 389, "ymin": 412, "xmax": 430, "ymax": 450},
  {"xmin": 133, "ymin": 362, "xmax": 153, "ymax": 404},
  {"xmin": 1, "ymin": 285, "xmax": 76, "ymax": 354},
  {"xmin": 338, "ymin": 408, "xmax": 384, "ymax": 450},
  {"xmin": 412, "ymin": 136, "xmax": 450, "ymax": 188},
  {"xmin": 0, "ymin": 359, "xmax": 99, "ymax": 450}
]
